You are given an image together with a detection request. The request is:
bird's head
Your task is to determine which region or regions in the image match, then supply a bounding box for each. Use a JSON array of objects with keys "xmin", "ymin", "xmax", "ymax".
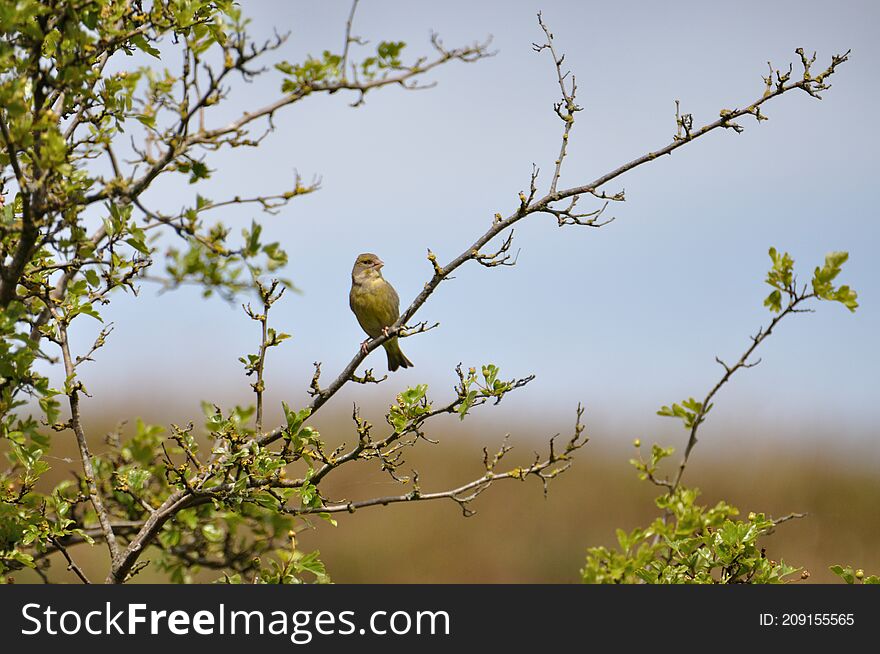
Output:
[{"xmin": 352, "ymin": 252, "xmax": 384, "ymax": 281}]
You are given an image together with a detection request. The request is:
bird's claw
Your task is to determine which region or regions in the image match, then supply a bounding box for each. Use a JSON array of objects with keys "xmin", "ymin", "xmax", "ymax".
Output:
[
  {"xmin": 360, "ymin": 339, "xmax": 369, "ymax": 355},
  {"xmin": 382, "ymin": 326, "xmax": 391, "ymax": 337}
]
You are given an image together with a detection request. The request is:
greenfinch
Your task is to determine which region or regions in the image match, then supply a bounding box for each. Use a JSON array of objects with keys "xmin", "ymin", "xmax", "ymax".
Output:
[{"xmin": 349, "ymin": 253, "xmax": 413, "ymax": 371}]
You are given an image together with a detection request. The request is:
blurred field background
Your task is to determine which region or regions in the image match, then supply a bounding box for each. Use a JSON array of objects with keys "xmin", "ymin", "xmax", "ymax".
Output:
[{"xmin": 9, "ymin": 399, "xmax": 878, "ymax": 584}]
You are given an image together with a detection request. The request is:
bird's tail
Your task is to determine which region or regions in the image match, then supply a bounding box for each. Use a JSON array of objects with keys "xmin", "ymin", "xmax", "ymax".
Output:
[{"xmin": 384, "ymin": 338, "xmax": 413, "ymax": 371}]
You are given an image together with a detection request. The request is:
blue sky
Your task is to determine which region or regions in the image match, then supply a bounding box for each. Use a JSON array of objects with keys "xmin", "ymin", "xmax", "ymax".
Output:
[{"xmin": 63, "ymin": 1, "xmax": 878, "ymax": 459}]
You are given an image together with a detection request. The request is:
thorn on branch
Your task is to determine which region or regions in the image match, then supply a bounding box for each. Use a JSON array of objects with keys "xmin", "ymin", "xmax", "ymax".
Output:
[
  {"xmin": 795, "ymin": 47, "xmax": 851, "ymax": 99},
  {"xmin": 74, "ymin": 325, "xmax": 114, "ymax": 367},
  {"xmin": 430, "ymin": 32, "xmax": 495, "ymax": 64},
  {"xmin": 543, "ymin": 196, "xmax": 615, "ymax": 228},
  {"xmin": 568, "ymin": 402, "xmax": 588, "ymax": 453},
  {"xmin": 474, "ymin": 229, "xmax": 519, "ymax": 267},
  {"xmin": 776, "ymin": 62, "xmax": 794, "ymax": 90},
  {"xmin": 589, "ymin": 188, "xmax": 626, "ymax": 202},
  {"xmin": 398, "ymin": 320, "xmax": 440, "ymax": 338},
  {"xmin": 718, "ymin": 108, "xmax": 745, "ymax": 133},
  {"xmin": 349, "ymin": 367, "xmax": 388, "ymax": 385},
  {"xmin": 483, "ymin": 435, "xmax": 513, "ymax": 472},
  {"xmin": 674, "ymin": 100, "xmax": 693, "ymax": 141},
  {"xmin": 308, "ymin": 362, "xmax": 323, "ymax": 397},
  {"xmin": 500, "ymin": 374, "xmax": 536, "ymax": 405},
  {"xmin": 352, "ymin": 403, "xmax": 373, "ymax": 445},
  {"xmin": 426, "ymin": 248, "xmax": 443, "ymax": 276}
]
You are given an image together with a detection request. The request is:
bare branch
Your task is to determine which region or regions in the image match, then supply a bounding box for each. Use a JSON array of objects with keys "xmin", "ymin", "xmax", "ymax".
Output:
[
  {"xmin": 533, "ymin": 12, "xmax": 582, "ymax": 195},
  {"xmin": 474, "ymin": 229, "xmax": 519, "ymax": 267},
  {"xmin": 340, "ymin": 0, "xmax": 362, "ymax": 79},
  {"xmin": 50, "ymin": 310, "xmax": 120, "ymax": 566},
  {"xmin": 291, "ymin": 403, "xmax": 588, "ymax": 518},
  {"xmin": 771, "ymin": 512, "xmax": 807, "ymax": 527},
  {"xmin": 671, "ymin": 291, "xmax": 817, "ymax": 492},
  {"xmin": 349, "ymin": 367, "xmax": 388, "ymax": 385},
  {"xmin": 0, "ymin": 112, "xmax": 37, "ymax": 308},
  {"xmin": 47, "ymin": 536, "xmax": 91, "ymax": 584}
]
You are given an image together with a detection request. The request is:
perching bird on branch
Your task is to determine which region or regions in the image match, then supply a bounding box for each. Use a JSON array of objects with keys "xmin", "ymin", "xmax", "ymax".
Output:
[{"xmin": 349, "ymin": 253, "xmax": 413, "ymax": 371}]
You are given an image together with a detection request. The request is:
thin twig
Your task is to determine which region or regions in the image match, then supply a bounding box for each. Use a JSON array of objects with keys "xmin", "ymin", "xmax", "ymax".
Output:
[
  {"xmin": 340, "ymin": 0, "xmax": 361, "ymax": 79},
  {"xmin": 533, "ymin": 12, "xmax": 582, "ymax": 195},
  {"xmin": 50, "ymin": 310, "xmax": 120, "ymax": 565},
  {"xmin": 47, "ymin": 536, "xmax": 91, "ymax": 584},
  {"xmin": 670, "ymin": 292, "xmax": 815, "ymax": 491}
]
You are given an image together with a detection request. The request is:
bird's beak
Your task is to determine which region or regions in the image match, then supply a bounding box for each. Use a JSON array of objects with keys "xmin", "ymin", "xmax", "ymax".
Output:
[{"xmin": 373, "ymin": 258, "xmax": 384, "ymax": 270}]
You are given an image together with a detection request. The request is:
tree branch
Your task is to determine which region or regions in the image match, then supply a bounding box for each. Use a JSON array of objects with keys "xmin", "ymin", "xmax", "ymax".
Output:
[
  {"xmin": 0, "ymin": 112, "xmax": 37, "ymax": 308},
  {"xmin": 291, "ymin": 404, "xmax": 587, "ymax": 518},
  {"xmin": 72, "ymin": 37, "xmax": 492, "ymax": 212},
  {"xmin": 340, "ymin": 0, "xmax": 362, "ymax": 79},
  {"xmin": 257, "ymin": 44, "xmax": 849, "ymax": 447},
  {"xmin": 670, "ymin": 292, "xmax": 816, "ymax": 491},
  {"xmin": 533, "ymin": 12, "xmax": 581, "ymax": 195},
  {"xmin": 51, "ymin": 311, "xmax": 120, "ymax": 566},
  {"xmin": 47, "ymin": 536, "xmax": 91, "ymax": 584}
]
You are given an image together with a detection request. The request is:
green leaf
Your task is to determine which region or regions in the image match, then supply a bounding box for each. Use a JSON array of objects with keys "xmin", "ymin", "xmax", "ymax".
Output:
[
  {"xmin": 202, "ymin": 523, "xmax": 225, "ymax": 543},
  {"xmin": 282, "ymin": 403, "xmax": 311, "ymax": 437},
  {"xmin": 764, "ymin": 289, "xmax": 782, "ymax": 313},
  {"xmin": 829, "ymin": 564, "xmax": 856, "ymax": 584},
  {"xmin": 135, "ymin": 113, "xmax": 156, "ymax": 128},
  {"xmin": 10, "ymin": 550, "xmax": 36, "ymax": 568},
  {"xmin": 41, "ymin": 29, "xmax": 62, "ymax": 57},
  {"xmin": 125, "ymin": 236, "xmax": 151, "ymax": 255},
  {"xmin": 318, "ymin": 513, "xmax": 338, "ymax": 527},
  {"xmin": 131, "ymin": 33, "xmax": 161, "ymax": 59},
  {"xmin": 82, "ymin": 11, "xmax": 98, "ymax": 29},
  {"xmin": 297, "ymin": 551, "xmax": 327, "ymax": 577},
  {"xmin": 83, "ymin": 269, "xmax": 101, "ymax": 288},
  {"xmin": 125, "ymin": 468, "xmax": 151, "ymax": 489},
  {"xmin": 76, "ymin": 302, "xmax": 103, "ymax": 322},
  {"xmin": 159, "ymin": 527, "xmax": 181, "ymax": 549},
  {"xmin": 832, "ymin": 285, "xmax": 858, "ymax": 312}
]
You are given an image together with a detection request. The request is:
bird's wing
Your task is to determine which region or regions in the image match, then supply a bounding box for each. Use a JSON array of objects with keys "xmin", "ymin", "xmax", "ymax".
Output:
[
  {"xmin": 388, "ymin": 280, "xmax": 400, "ymax": 319},
  {"xmin": 350, "ymin": 278, "xmax": 400, "ymax": 337}
]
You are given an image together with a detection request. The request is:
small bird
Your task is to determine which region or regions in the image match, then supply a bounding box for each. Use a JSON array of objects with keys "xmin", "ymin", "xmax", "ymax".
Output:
[{"xmin": 349, "ymin": 253, "xmax": 413, "ymax": 371}]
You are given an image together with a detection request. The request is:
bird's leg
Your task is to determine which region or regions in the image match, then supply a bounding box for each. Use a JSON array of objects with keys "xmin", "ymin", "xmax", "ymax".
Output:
[
  {"xmin": 382, "ymin": 326, "xmax": 391, "ymax": 337},
  {"xmin": 360, "ymin": 339, "xmax": 370, "ymax": 354}
]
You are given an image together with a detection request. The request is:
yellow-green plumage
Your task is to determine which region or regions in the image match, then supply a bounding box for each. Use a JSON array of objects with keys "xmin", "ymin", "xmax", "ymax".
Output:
[{"xmin": 349, "ymin": 253, "xmax": 413, "ymax": 371}]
